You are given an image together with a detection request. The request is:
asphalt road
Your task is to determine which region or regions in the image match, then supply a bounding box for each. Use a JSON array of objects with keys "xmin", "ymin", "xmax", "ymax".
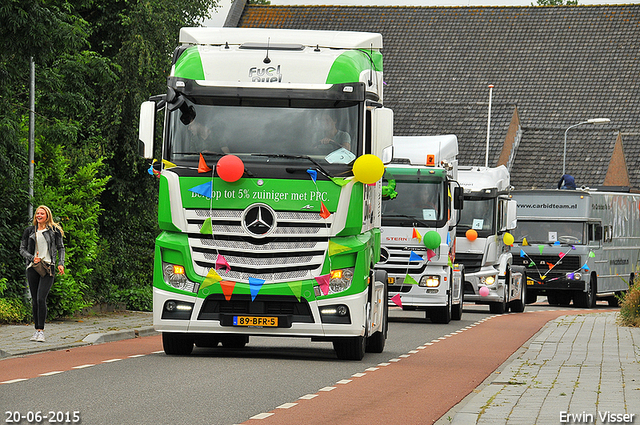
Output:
[{"xmin": 0, "ymin": 303, "xmax": 616, "ymax": 425}]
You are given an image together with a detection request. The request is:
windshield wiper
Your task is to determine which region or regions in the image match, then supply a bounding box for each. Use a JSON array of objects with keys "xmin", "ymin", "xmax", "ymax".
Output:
[
  {"xmin": 383, "ymin": 213, "xmax": 432, "ymax": 228},
  {"xmin": 251, "ymin": 154, "xmax": 333, "ymax": 178}
]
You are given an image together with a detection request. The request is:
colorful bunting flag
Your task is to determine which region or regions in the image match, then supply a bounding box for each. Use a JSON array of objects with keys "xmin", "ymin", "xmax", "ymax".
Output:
[
  {"xmin": 330, "ymin": 177, "xmax": 350, "ymax": 187},
  {"xmin": 426, "ymin": 249, "xmax": 436, "ymax": 261},
  {"xmin": 558, "ymin": 252, "xmax": 565, "ymax": 259},
  {"xmin": 306, "ymin": 169, "xmax": 317, "ymax": 183},
  {"xmin": 200, "ymin": 218, "xmax": 212, "ymax": 235},
  {"xmin": 538, "ymin": 245, "xmax": 544, "ymax": 254},
  {"xmin": 447, "ymin": 257, "xmax": 453, "ymax": 268},
  {"xmin": 582, "ymin": 263, "xmax": 590, "ymax": 271},
  {"xmin": 446, "ymin": 233, "xmax": 451, "ymax": 245},
  {"xmin": 215, "ymin": 254, "xmax": 231, "ymax": 272},
  {"xmin": 547, "ymin": 262, "xmax": 555, "ymax": 270},
  {"xmin": 522, "ymin": 237, "xmax": 529, "ymax": 246},
  {"xmin": 220, "ymin": 280, "xmax": 236, "ymax": 301},
  {"xmin": 588, "ymin": 251, "xmax": 595, "ymax": 258},
  {"xmin": 147, "ymin": 163, "xmax": 155, "ymax": 175},
  {"xmin": 200, "ymin": 269, "xmax": 223, "ymax": 291},
  {"xmin": 528, "ymin": 261, "xmax": 535, "ymax": 267},
  {"xmin": 189, "ymin": 181, "xmax": 213, "ymax": 198},
  {"xmin": 198, "ymin": 153, "xmax": 212, "ymax": 173},
  {"xmin": 319, "ymin": 202, "xmax": 331, "ymax": 219},
  {"xmin": 390, "ymin": 293, "xmax": 402, "ymax": 308},
  {"xmin": 162, "ymin": 159, "xmax": 177, "ymax": 168},
  {"xmin": 409, "ymin": 251, "xmax": 424, "ymax": 262},
  {"xmin": 554, "ymin": 241, "xmax": 561, "ymax": 246},
  {"xmin": 249, "ymin": 277, "xmax": 265, "ymax": 301},
  {"xmin": 404, "ymin": 274, "xmax": 418, "ymax": 285},
  {"xmin": 287, "ymin": 281, "xmax": 303, "ymax": 302},
  {"xmin": 315, "ymin": 274, "xmax": 331, "ymax": 295},
  {"xmin": 520, "ymin": 249, "xmax": 526, "ymax": 258},
  {"xmin": 412, "ymin": 228, "xmax": 422, "ymax": 242},
  {"xmin": 328, "ymin": 241, "xmax": 350, "ymax": 256}
]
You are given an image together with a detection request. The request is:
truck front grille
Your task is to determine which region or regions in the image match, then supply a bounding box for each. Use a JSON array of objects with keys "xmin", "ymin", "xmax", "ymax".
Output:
[{"xmin": 187, "ymin": 209, "xmax": 330, "ymax": 282}]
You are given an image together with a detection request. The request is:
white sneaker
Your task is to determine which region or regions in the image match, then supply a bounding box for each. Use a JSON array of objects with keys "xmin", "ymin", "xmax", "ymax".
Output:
[
  {"xmin": 35, "ymin": 331, "xmax": 45, "ymax": 342},
  {"xmin": 30, "ymin": 331, "xmax": 39, "ymax": 341}
]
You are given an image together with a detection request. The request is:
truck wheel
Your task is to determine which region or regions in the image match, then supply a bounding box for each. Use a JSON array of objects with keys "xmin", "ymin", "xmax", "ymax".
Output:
[
  {"xmin": 334, "ymin": 336, "xmax": 366, "ymax": 360},
  {"xmin": 451, "ymin": 270, "xmax": 464, "ymax": 320},
  {"xmin": 489, "ymin": 282, "xmax": 508, "ymax": 314},
  {"xmin": 430, "ymin": 290, "xmax": 452, "ymax": 324},
  {"xmin": 366, "ymin": 273, "xmax": 388, "ymax": 353},
  {"xmin": 574, "ymin": 277, "xmax": 596, "ymax": 308},
  {"xmin": 510, "ymin": 281, "xmax": 526, "ymax": 313},
  {"xmin": 162, "ymin": 332, "xmax": 194, "ymax": 355},
  {"xmin": 451, "ymin": 293, "xmax": 463, "ymax": 321}
]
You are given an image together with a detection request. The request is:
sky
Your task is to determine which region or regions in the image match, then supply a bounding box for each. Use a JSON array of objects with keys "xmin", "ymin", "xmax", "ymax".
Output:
[{"xmin": 203, "ymin": 0, "xmax": 639, "ymax": 26}]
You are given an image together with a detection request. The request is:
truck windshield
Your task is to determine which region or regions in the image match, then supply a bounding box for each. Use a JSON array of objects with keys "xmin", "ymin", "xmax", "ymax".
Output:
[
  {"xmin": 511, "ymin": 220, "xmax": 585, "ymax": 245},
  {"xmin": 167, "ymin": 103, "xmax": 359, "ymax": 165},
  {"xmin": 456, "ymin": 198, "xmax": 495, "ymax": 237},
  {"xmin": 382, "ymin": 181, "xmax": 445, "ymax": 226}
]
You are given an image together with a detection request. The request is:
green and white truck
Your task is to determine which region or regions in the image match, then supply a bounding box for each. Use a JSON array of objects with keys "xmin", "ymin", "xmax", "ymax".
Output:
[
  {"xmin": 375, "ymin": 135, "xmax": 465, "ymax": 324},
  {"xmin": 138, "ymin": 28, "xmax": 393, "ymax": 360}
]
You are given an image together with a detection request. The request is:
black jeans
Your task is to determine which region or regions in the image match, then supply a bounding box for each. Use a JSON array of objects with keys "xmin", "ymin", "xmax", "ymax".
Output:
[{"xmin": 27, "ymin": 267, "xmax": 54, "ymax": 330}]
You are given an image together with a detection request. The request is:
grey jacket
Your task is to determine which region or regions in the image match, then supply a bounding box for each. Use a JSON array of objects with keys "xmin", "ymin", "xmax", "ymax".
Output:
[{"xmin": 20, "ymin": 225, "xmax": 65, "ymax": 271}]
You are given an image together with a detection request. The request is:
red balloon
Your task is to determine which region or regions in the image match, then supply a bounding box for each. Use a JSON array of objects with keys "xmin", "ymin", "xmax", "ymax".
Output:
[
  {"xmin": 466, "ymin": 229, "xmax": 478, "ymax": 241},
  {"xmin": 216, "ymin": 155, "xmax": 244, "ymax": 182}
]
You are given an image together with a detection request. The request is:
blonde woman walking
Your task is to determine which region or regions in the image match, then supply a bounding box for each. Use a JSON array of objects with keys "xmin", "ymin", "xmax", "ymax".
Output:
[{"xmin": 19, "ymin": 205, "xmax": 65, "ymax": 342}]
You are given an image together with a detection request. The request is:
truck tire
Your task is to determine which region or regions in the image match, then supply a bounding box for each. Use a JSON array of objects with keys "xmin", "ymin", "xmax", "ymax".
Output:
[
  {"xmin": 366, "ymin": 271, "xmax": 388, "ymax": 353},
  {"xmin": 162, "ymin": 332, "xmax": 194, "ymax": 355},
  {"xmin": 451, "ymin": 270, "xmax": 464, "ymax": 321},
  {"xmin": 574, "ymin": 276, "xmax": 596, "ymax": 308},
  {"xmin": 430, "ymin": 289, "xmax": 452, "ymax": 324},
  {"xmin": 334, "ymin": 336, "xmax": 366, "ymax": 360},
  {"xmin": 508, "ymin": 269, "xmax": 526, "ymax": 313},
  {"xmin": 489, "ymin": 281, "xmax": 508, "ymax": 314}
]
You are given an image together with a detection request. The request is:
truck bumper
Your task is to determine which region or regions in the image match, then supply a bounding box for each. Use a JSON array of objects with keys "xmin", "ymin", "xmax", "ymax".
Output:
[
  {"xmin": 464, "ymin": 271, "xmax": 505, "ymax": 303},
  {"xmin": 153, "ymin": 287, "xmax": 367, "ymax": 338},
  {"xmin": 386, "ymin": 267, "xmax": 451, "ymax": 308},
  {"xmin": 526, "ymin": 277, "xmax": 586, "ymax": 292}
]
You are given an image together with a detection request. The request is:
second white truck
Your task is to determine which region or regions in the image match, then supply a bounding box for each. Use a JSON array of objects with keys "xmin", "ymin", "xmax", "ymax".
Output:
[
  {"xmin": 375, "ymin": 135, "xmax": 465, "ymax": 323},
  {"xmin": 455, "ymin": 166, "xmax": 527, "ymax": 314}
]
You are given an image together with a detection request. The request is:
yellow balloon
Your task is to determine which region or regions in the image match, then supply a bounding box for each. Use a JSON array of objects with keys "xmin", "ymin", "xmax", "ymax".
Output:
[
  {"xmin": 503, "ymin": 232, "xmax": 514, "ymax": 246},
  {"xmin": 353, "ymin": 154, "xmax": 385, "ymax": 184}
]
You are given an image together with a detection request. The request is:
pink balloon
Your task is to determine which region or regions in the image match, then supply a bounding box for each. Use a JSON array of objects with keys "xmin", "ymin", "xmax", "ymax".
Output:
[{"xmin": 479, "ymin": 286, "xmax": 490, "ymax": 297}]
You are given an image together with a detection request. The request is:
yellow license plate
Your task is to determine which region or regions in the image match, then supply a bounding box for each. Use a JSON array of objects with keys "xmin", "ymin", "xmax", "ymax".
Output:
[{"xmin": 233, "ymin": 316, "xmax": 278, "ymax": 327}]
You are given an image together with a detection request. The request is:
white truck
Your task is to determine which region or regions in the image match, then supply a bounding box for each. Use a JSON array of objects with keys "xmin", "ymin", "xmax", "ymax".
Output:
[
  {"xmin": 138, "ymin": 28, "xmax": 393, "ymax": 360},
  {"xmin": 375, "ymin": 135, "xmax": 465, "ymax": 323},
  {"xmin": 455, "ymin": 166, "xmax": 527, "ymax": 314},
  {"xmin": 510, "ymin": 188, "xmax": 640, "ymax": 307}
]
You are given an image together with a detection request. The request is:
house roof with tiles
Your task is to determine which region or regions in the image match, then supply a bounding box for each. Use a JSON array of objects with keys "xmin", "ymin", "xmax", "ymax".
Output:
[{"xmin": 225, "ymin": 3, "xmax": 640, "ymax": 190}]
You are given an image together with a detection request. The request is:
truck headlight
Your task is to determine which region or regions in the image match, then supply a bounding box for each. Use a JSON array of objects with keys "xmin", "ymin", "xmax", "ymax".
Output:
[
  {"xmin": 162, "ymin": 262, "xmax": 200, "ymax": 293},
  {"xmin": 419, "ymin": 275, "xmax": 440, "ymax": 287},
  {"xmin": 481, "ymin": 275, "xmax": 496, "ymax": 286},
  {"xmin": 329, "ymin": 268, "xmax": 354, "ymax": 293}
]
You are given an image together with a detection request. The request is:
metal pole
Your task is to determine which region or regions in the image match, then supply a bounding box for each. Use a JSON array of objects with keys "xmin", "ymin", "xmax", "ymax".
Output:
[
  {"xmin": 485, "ymin": 84, "xmax": 493, "ymax": 167},
  {"xmin": 28, "ymin": 57, "xmax": 35, "ymax": 219}
]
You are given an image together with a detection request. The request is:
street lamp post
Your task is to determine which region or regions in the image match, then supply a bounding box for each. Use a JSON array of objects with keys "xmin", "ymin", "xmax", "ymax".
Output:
[{"xmin": 562, "ymin": 118, "xmax": 611, "ymax": 176}]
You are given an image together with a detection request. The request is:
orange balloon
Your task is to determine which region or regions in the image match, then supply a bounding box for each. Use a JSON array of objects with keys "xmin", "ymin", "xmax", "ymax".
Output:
[{"xmin": 466, "ymin": 229, "xmax": 478, "ymax": 241}]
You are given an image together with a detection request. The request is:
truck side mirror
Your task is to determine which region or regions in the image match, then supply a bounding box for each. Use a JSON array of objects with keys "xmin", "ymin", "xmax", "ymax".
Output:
[
  {"xmin": 595, "ymin": 225, "xmax": 603, "ymax": 241},
  {"xmin": 138, "ymin": 101, "xmax": 156, "ymax": 159},
  {"xmin": 371, "ymin": 107, "xmax": 393, "ymax": 162},
  {"xmin": 506, "ymin": 199, "xmax": 518, "ymax": 230},
  {"xmin": 453, "ymin": 186, "xmax": 464, "ymax": 210}
]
